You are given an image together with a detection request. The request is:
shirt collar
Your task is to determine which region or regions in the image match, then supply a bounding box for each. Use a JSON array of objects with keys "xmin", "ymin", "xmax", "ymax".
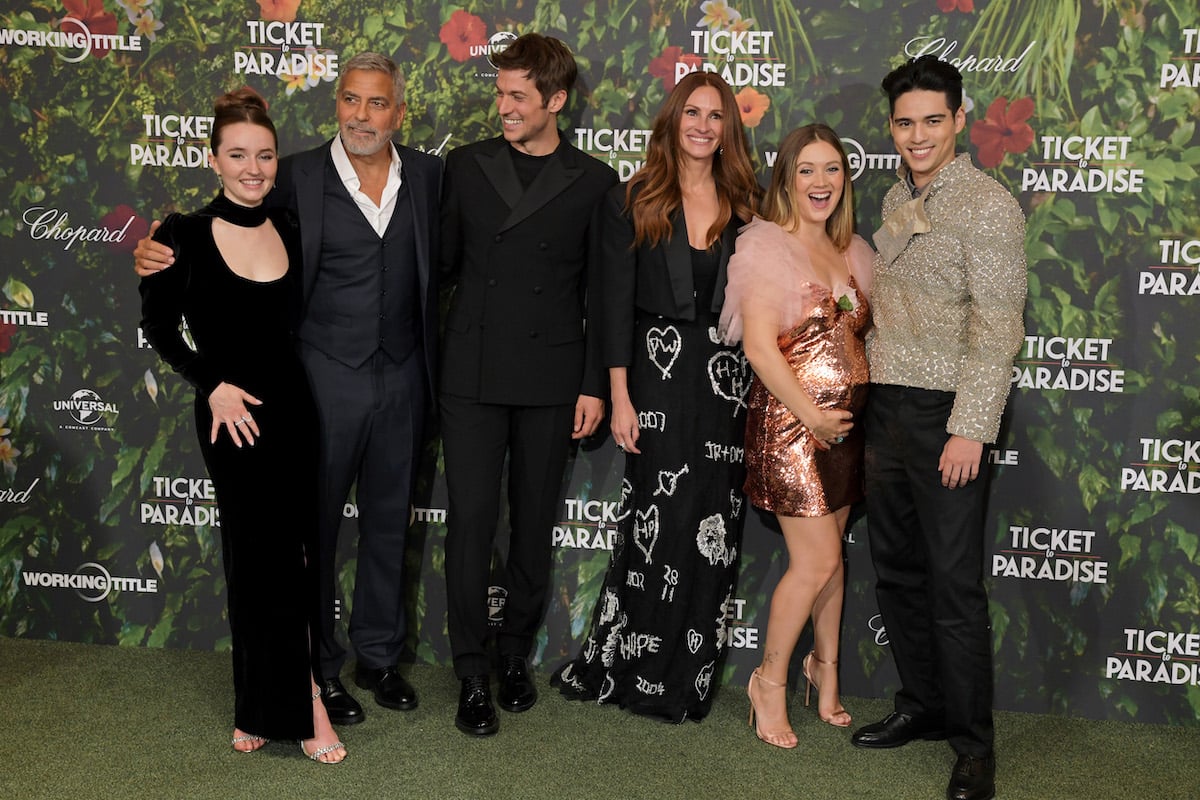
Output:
[{"xmin": 330, "ymin": 134, "xmax": 403, "ymax": 188}]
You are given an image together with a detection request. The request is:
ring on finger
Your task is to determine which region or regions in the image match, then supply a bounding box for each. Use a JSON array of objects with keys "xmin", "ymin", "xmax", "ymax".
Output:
[{"xmin": 235, "ymin": 419, "xmax": 247, "ymax": 426}]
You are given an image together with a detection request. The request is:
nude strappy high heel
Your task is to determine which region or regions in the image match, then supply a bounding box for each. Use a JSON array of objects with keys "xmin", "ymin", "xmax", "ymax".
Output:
[
  {"xmin": 747, "ymin": 668, "xmax": 798, "ymax": 749},
  {"xmin": 802, "ymin": 650, "xmax": 852, "ymax": 728}
]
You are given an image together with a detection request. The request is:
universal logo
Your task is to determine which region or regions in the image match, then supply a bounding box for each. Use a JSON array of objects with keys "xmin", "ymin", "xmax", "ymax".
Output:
[
  {"xmin": 53, "ymin": 388, "xmax": 119, "ymax": 431},
  {"xmin": 480, "ymin": 30, "xmax": 517, "ymax": 69},
  {"xmin": 21, "ymin": 562, "xmax": 158, "ymax": 602},
  {"xmin": 487, "ymin": 585, "xmax": 507, "ymax": 626}
]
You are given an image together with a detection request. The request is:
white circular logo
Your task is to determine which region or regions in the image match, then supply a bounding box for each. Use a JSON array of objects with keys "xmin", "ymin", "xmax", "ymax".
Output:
[
  {"xmin": 840, "ymin": 137, "xmax": 866, "ymax": 181},
  {"xmin": 75, "ymin": 562, "xmax": 112, "ymax": 602},
  {"xmin": 486, "ymin": 31, "xmax": 518, "ymax": 69},
  {"xmin": 57, "ymin": 16, "xmax": 92, "ymax": 63},
  {"xmin": 68, "ymin": 388, "xmax": 105, "ymax": 425}
]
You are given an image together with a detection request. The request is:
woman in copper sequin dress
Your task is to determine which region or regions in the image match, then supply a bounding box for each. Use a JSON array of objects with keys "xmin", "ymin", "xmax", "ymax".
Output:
[{"xmin": 720, "ymin": 124, "xmax": 873, "ymax": 748}]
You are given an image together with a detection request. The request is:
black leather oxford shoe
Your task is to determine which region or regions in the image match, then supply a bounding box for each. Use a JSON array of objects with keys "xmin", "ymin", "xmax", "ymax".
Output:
[
  {"xmin": 947, "ymin": 753, "xmax": 996, "ymax": 800},
  {"xmin": 455, "ymin": 675, "xmax": 499, "ymax": 736},
  {"xmin": 850, "ymin": 711, "xmax": 947, "ymax": 748},
  {"xmin": 320, "ymin": 677, "xmax": 366, "ymax": 726},
  {"xmin": 354, "ymin": 664, "xmax": 418, "ymax": 711},
  {"xmin": 497, "ymin": 655, "xmax": 537, "ymax": 713}
]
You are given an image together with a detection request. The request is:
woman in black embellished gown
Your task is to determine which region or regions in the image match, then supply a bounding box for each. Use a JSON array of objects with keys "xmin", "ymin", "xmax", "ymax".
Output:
[
  {"xmin": 551, "ymin": 72, "xmax": 760, "ymax": 722},
  {"xmin": 139, "ymin": 90, "xmax": 344, "ymax": 763}
]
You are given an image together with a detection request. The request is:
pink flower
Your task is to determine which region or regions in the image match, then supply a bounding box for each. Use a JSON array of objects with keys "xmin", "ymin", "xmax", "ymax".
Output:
[
  {"xmin": 649, "ymin": 46, "xmax": 703, "ymax": 91},
  {"xmin": 440, "ymin": 10, "xmax": 487, "ymax": 63},
  {"xmin": 937, "ymin": 0, "xmax": 975, "ymax": 12},
  {"xmin": 970, "ymin": 96, "xmax": 1035, "ymax": 168}
]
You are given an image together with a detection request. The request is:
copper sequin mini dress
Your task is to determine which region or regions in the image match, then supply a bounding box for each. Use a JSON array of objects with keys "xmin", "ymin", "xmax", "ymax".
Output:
[{"xmin": 743, "ymin": 274, "xmax": 872, "ymax": 517}]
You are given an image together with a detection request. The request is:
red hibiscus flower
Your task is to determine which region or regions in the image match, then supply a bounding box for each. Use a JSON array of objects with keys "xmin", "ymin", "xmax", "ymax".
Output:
[
  {"xmin": 257, "ymin": 0, "xmax": 301, "ymax": 23},
  {"xmin": 649, "ymin": 46, "xmax": 703, "ymax": 91},
  {"xmin": 440, "ymin": 10, "xmax": 487, "ymax": 63},
  {"xmin": 61, "ymin": 0, "xmax": 118, "ymax": 58},
  {"xmin": 970, "ymin": 96, "xmax": 1035, "ymax": 168},
  {"xmin": 101, "ymin": 205, "xmax": 150, "ymax": 254},
  {"xmin": 0, "ymin": 321, "xmax": 16, "ymax": 354},
  {"xmin": 937, "ymin": 0, "xmax": 975, "ymax": 11}
]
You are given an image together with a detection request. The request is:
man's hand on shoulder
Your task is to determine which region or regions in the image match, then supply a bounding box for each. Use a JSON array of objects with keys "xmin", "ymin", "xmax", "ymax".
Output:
[
  {"xmin": 573, "ymin": 394, "xmax": 605, "ymax": 440},
  {"xmin": 938, "ymin": 434, "xmax": 984, "ymax": 489},
  {"xmin": 133, "ymin": 220, "xmax": 175, "ymax": 277}
]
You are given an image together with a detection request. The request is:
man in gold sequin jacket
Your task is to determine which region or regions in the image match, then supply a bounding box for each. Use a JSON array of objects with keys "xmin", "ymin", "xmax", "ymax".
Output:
[{"xmin": 850, "ymin": 55, "xmax": 1026, "ymax": 800}]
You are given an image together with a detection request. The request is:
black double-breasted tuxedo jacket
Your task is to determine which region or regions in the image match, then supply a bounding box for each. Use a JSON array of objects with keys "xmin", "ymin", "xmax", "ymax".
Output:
[{"xmin": 439, "ymin": 134, "xmax": 619, "ymax": 406}]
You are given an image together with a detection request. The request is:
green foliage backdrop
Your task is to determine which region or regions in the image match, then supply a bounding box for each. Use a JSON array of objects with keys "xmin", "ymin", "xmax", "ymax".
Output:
[{"xmin": 1, "ymin": 0, "xmax": 1196, "ymax": 724}]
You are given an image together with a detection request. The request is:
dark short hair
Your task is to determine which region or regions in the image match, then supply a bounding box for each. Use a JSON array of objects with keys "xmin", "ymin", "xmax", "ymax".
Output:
[
  {"xmin": 211, "ymin": 88, "xmax": 276, "ymax": 151},
  {"xmin": 881, "ymin": 54, "xmax": 963, "ymax": 115},
  {"xmin": 490, "ymin": 33, "xmax": 577, "ymax": 106}
]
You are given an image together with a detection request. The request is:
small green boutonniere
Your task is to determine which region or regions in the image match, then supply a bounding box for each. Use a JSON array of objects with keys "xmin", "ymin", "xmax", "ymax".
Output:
[{"xmin": 833, "ymin": 283, "xmax": 858, "ymax": 312}]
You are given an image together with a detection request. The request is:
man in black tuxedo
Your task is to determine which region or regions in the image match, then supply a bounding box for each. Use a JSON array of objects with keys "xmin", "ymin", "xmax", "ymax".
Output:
[
  {"xmin": 135, "ymin": 53, "xmax": 442, "ymax": 726},
  {"xmin": 439, "ymin": 33, "xmax": 618, "ymax": 736}
]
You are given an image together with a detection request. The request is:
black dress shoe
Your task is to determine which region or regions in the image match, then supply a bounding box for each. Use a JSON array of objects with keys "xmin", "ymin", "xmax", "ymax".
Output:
[
  {"xmin": 456, "ymin": 675, "xmax": 499, "ymax": 736},
  {"xmin": 354, "ymin": 665, "xmax": 418, "ymax": 711},
  {"xmin": 320, "ymin": 677, "xmax": 365, "ymax": 726},
  {"xmin": 497, "ymin": 655, "xmax": 537, "ymax": 713},
  {"xmin": 851, "ymin": 711, "xmax": 947, "ymax": 748},
  {"xmin": 947, "ymin": 753, "xmax": 996, "ymax": 800}
]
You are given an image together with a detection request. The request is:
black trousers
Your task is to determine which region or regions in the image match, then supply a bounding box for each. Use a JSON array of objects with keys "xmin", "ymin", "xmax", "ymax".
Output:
[
  {"xmin": 441, "ymin": 394, "xmax": 576, "ymax": 678},
  {"xmin": 864, "ymin": 384, "xmax": 994, "ymax": 757},
  {"xmin": 300, "ymin": 343, "xmax": 426, "ymax": 677}
]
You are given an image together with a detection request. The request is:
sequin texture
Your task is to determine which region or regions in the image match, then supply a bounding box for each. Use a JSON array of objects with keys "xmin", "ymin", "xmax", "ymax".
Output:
[{"xmin": 866, "ymin": 154, "xmax": 1027, "ymax": 443}]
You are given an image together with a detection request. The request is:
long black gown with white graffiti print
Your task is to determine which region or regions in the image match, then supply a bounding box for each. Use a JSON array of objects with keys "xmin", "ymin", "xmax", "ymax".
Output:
[{"xmin": 552, "ymin": 245, "xmax": 749, "ymax": 723}]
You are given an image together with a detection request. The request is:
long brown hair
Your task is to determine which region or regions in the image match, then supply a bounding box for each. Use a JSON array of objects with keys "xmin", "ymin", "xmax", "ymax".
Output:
[
  {"xmin": 626, "ymin": 72, "xmax": 759, "ymax": 248},
  {"xmin": 760, "ymin": 123, "xmax": 855, "ymax": 251}
]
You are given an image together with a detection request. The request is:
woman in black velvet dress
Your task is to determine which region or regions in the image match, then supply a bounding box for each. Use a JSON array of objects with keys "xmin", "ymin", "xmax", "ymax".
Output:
[{"xmin": 139, "ymin": 89, "xmax": 344, "ymax": 763}]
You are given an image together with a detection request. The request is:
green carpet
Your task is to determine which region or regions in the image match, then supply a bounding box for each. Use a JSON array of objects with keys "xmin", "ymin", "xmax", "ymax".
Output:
[{"xmin": 2, "ymin": 637, "xmax": 1196, "ymax": 799}]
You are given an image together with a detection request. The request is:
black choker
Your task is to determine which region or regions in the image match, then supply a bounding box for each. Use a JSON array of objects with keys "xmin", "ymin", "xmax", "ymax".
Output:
[{"xmin": 201, "ymin": 192, "xmax": 269, "ymax": 227}]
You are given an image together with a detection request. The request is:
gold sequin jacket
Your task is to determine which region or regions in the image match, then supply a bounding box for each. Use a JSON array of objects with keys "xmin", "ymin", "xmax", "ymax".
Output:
[{"xmin": 866, "ymin": 153, "xmax": 1027, "ymax": 443}]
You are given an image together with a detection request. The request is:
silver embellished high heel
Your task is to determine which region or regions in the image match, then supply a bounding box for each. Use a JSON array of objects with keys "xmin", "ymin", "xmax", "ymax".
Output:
[
  {"xmin": 301, "ymin": 687, "xmax": 347, "ymax": 764},
  {"xmin": 231, "ymin": 732, "xmax": 268, "ymax": 752}
]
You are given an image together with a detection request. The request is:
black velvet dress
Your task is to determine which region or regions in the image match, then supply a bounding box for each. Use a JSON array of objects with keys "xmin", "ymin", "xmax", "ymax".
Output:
[{"xmin": 139, "ymin": 195, "xmax": 320, "ymax": 739}]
